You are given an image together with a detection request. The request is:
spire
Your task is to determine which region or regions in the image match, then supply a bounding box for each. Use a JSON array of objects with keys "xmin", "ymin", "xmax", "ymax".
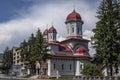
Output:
[{"xmin": 73, "ymin": 0, "xmax": 76, "ymax": 12}]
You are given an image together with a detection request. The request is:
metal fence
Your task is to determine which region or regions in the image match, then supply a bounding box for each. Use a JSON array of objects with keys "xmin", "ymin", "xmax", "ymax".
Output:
[{"xmin": 73, "ymin": 76, "xmax": 120, "ymax": 80}]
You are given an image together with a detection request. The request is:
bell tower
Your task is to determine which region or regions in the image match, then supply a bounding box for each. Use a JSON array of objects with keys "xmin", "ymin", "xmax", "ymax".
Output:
[
  {"xmin": 65, "ymin": 10, "xmax": 83, "ymax": 38},
  {"xmin": 48, "ymin": 26, "xmax": 57, "ymax": 42}
]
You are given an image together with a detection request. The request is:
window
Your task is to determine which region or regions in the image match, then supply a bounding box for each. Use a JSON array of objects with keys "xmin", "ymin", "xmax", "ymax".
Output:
[
  {"xmin": 50, "ymin": 34, "xmax": 52, "ymax": 39},
  {"xmin": 70, "ymin": 64, "xmax": 72, "ymax": 70},
  {"xmin": 13, "ymin": 57, "xmax": 15, "ymax": 60},
  {"xmin": 80, "ymin": 64, "xmax": 83, "ymax": 69},
  {"xmin": 72, "ymin": 27, "xmax": 74, "ymax": 33},
  {"xmin": 54, "ymin": 64, "xmax": 55, "ymax": 70},
  {"xmin": 77, "ymin": 27, "xmax": 79, "ymax": 34},
  {"xmin": 17, "ymin": 60, "xmax": 19, "ymax": 63},
  {"xmin": 62, "ymin": 64, "xmax": 64, "ymax": 70},
  {"xmin": 17, "ymin": 56, "xmax": 19, "ymax": 59}
]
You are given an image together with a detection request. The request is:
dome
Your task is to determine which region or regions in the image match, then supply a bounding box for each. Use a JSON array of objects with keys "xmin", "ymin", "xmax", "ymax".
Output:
[
  {"xmin": 43, "ymin": 29, "xmax": 48, "ymax": 35},
  {"xmin": 48, "ymin": 26, "xmax": 57, "ymax": 33},
  {"xmin": 66, "ymin": 10, "xmax": 83, "ymax": 22}
]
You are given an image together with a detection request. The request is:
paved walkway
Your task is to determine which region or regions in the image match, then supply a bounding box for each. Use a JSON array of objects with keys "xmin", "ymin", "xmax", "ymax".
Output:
[{"xmin": 0, "ymin": 74, "xmax": 49, "ymax": 80}]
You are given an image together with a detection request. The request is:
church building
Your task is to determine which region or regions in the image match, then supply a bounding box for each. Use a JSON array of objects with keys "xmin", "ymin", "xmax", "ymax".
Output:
[{"xmin": 43, "ymin": 10, "xmax": 91, "ymax": 77}]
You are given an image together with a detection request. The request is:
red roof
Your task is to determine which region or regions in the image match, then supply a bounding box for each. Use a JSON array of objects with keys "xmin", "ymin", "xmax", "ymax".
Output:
[
  {"xmin": 61, "ymin": 37, "xmax": 90, "ymax": 43},
  {"xmin": 76, "ymin": 47, "xmax": 86, "ymax": 53},
  {"xmin": 49, "ymin": 53, "xmax": 91, "ymax": 60},
  {"xmin": 74, "ymin": 47, "xmax": 87, "ymax": 56},
  {"xmin": 43, "ymin": 29, "xmax": 49, "ymax": 35},
  {"xmin": 66, "ymin": 10, "xmax": 83, "ymax": 23},
  {"xmin": 48, "ymin": 42, "xmax": 71, "ymax": 52},
  {"xmin": 48, "ymin": 26, "xmax": 57, "ymax": 33},
  {"xmin": 59, "ymin": 44, "xmax": 71, "ymax": 52}
]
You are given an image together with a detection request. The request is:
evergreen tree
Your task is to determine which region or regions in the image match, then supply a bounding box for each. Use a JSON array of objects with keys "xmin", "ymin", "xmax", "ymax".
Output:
[
  {"xmin": 20, "ymin": 40, "xmax": 29, "ymax": 63},
  {"xmin": 30, "ymin": 28, "xmax": 48, "ymax": 62},
  {"xmin": 3, "ymin": 47, "xmax": 13, "ymax": 73},
  {"xmin": 92, "ymin": 0, "xmax": 120, "ymax": 76},
  {"xmin": 28, "ymin": 33, "xmax": 35, "ymax": 62}
]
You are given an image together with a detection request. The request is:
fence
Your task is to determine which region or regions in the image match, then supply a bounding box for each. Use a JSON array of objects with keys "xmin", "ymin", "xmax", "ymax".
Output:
[{"xmin": 73, "ymin": 76, "xmax": 120, "ymax": 80}]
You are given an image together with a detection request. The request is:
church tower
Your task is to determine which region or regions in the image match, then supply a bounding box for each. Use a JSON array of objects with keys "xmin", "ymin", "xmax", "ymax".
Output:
[
  {"xmin": 48, "ymin": 26, "xmax": 57, "ymax": 42},
  {"xmin": 65, "ymin": 9, "xmax": 83, "ymax": 38}
]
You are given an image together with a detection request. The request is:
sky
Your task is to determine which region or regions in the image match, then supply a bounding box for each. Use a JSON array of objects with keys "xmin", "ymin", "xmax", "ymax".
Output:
[{"xmin": 0, "ymin": 0, "xmax": 101, "ymax": 56}]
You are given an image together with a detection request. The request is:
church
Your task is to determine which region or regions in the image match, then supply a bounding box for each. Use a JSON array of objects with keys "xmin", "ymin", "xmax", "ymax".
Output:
[{"xmin": 43, "ymin": 9, "xmax": 92, "ymax": 77}]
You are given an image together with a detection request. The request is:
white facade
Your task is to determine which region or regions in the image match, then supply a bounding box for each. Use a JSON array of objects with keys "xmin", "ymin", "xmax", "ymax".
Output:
[{"xmin": 43, "ymin": 10, "xmax": 91, "ymax": 77}]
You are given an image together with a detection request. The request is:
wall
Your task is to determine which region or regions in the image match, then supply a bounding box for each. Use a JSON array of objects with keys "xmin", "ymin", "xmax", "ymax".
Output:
[{"xmin": 48, "ymin": 58, "xmax": 90, "ymax": 77}]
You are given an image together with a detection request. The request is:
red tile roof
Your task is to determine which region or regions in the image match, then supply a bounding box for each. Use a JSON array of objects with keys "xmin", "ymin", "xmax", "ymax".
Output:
[
  {"xmin": 49, "ymin": 53, "xmax": 91, "ymax": 60},
  {"xmin": 66, "ymin": 10, "xmax": 83, "ymax": 23},
  {"xmin": 61, "ymin": 37, "xmax": 90, "ymax": 43}
]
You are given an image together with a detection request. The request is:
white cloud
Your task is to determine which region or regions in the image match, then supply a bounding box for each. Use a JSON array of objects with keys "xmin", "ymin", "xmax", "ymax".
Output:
[
  {"xmin": 83, "ymin": 29, "xmax": 94, "ymax": 40},
  {"xmin": 0, "ymin": 0, "xmax": 99, "ymax": 53}
]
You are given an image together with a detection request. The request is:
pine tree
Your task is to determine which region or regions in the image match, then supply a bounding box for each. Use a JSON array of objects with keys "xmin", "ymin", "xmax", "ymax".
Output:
[
  {"xmin": 30, "ymin": 28, "xmax": 49, "ymax": 62},
  {"xmin": 92, "ymin": 0, "xmax": 120, "ymax": 76},
  {"xmin": 27, "ymin": 29, "xmax": 49, "ymax": 73},
  {"xmin": 3, "ymin": 47, "xmax": 13, "ymax": 73},
  {"xmin": 20, "ymin": 40, "xmax": 29, "ymax": 63}
]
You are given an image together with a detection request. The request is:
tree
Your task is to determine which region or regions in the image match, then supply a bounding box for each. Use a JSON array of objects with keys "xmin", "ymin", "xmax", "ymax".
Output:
[
  {"xmin": 81, "ymin": 63, "xmax": 103, "ymax": 76},
  {"xmin": 3, "ymin": 47, "xmax": 13, "ymax": 73},
  {"xmin": 20, "ymin": 40, "xmax": 28, "ymax": 62},
  {"xmin": 30, "ymin": 28, "xmax": 49, "ymax": 62},
  {"xmin": 92, "ymin": 0, "xmax": 120, "ymax": 76}
]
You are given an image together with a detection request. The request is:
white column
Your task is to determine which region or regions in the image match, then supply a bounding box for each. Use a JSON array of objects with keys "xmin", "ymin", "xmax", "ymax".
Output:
[
  {"xmin": 75, "ymin": 60, "xmax": 80, "ymax": 76},
  {"xmin": 47, "ymin": 59, "xmax": 51, "ymax": 76}
]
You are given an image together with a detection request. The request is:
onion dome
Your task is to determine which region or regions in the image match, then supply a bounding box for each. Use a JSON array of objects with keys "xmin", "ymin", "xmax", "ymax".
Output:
[
  {"xmin": 74, "ymin": 47, "xmax": 86, "ymax": 55},
  {"xmin": 48, "ymin": 26, "xmax": 57, "ymax": 33},
  {"xmin": 66, "ymin": 9, "xmax": 83, "ymax": 23},
  {"xmin": 43, "ymin": 29, "xmax": 49, "ymax": 35}
]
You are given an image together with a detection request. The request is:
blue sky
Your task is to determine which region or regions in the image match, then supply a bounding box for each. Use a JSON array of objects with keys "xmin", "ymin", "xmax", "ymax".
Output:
[{"xmin": 0, "ymin": 0, "xmax": 101, "ymax": 55}]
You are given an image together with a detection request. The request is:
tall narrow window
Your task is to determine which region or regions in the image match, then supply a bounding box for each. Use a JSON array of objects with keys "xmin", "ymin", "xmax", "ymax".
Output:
[
  {"xmin": 80, "ymin": 64, "xmax": 82, "ymax": 69},
  {"xmin": 62, "ymin": 64, "xmax": 64, "ymax": 70},
  {"xmin": 54, "ymin": 64, "xmax": 55, "ymax": 70},
  {"xmin": 77, "ymin": 27, "xmax": 79, "ymax": 34},
  {"xmin": 72, "ymin": 27, "xmax": 74, "ymax": 33},
  {"xmin": 70, "ymin": 64, "xmax": 72, "ymax": 70}
]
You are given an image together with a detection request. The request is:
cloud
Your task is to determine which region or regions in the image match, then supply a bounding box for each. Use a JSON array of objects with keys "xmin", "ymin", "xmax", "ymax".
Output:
[
  {"xmin": 0, "ymin": 0, "xmax": 99, "ymax": 53},
  {"xmin": 83, "ymin": 30, "xmax": 94, "ymax": 40}
]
